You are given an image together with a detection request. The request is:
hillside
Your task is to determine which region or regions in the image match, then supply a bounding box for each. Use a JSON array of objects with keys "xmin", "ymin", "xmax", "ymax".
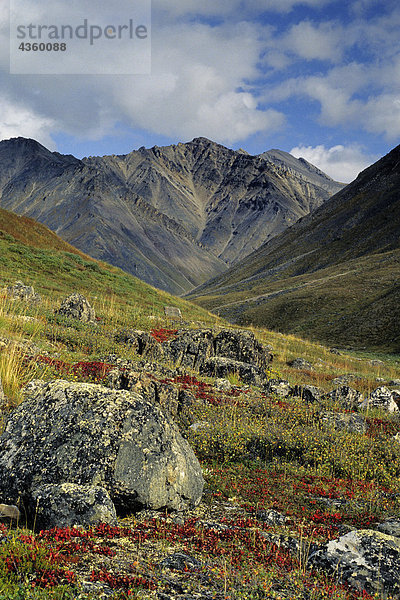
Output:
[
  {"xmin": 0, "ymin": 206, "xmax": 220, "ymax": 326},
  {"xmin": 188, "ymin": 144, "xmax": 400, "ymax": 352},
  {"xmin": 0, "ymin": 136, "xmax": 343, "ymax": 295},
  {"xmin": 1, "ymin": 202, "xmax": 400, "ymax": 600}
]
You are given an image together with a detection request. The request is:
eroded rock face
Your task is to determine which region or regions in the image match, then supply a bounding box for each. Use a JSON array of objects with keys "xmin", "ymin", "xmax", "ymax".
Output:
[
  {"xmin": 32, "ymin": 483, "xmax": 117, "ymax": 529},
  {"xmin": 56, "ymin": 293, "xmax": 96, "ymax": 323},
  {"xmin": 0, "ymin": 380, "xmax": 204, "ymax": 520},
  {"xmin": 291, "ymin": 384, "xmax": 323, "ymax": 403},
  {"xmin": 309, "ymin": 529, "xmax": 400, "ymax": 598}
]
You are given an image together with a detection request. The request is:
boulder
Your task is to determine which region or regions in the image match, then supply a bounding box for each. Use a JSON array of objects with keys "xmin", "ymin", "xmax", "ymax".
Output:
[
  {"xmin": 213, "ymin": 329, "xmax": 271, "ymax": 369},
  {"xmin": 321, "ymin": 412, "xmax": 368, "ymax": 434},
  {"xmin": 7, "ymin": 281, "xmax": 40, "ymax": 303},
  {"xmin": 309, "ymin": 529, "xmax": 400, "ymax": 598},
  {"xmin": 288, "ymin": 358, "xmax": 314, "ymax": 371},
  {"xmin": 214, "ymin": 378, "xmax": 232, "ymax": 392},
  {"xmin": 291, "ymin": 385, "xmax": 323, "ymax": 403},
  {"xmin": 164, "ymin": 306, "xmax": 182, "ymax": 321},
  {"xmin": 32, "ymin": 483, "xmax": 117, "ymax": 529},
  {"xmin": 0, "ymin": 380, "xmax": 204, "ymax": 520},
  {"xmin": 264, "ymin": 379, "xmax": 292, "ymax": 398},
  {"xmin": 56, "ymin": 293, "xmax": 95, "ymax": 323},
  {"xmin": 325, "ymin": 386, "xmax": 364, "ymax": 411},
  {"xmin": 361, "ymin": 386, "xmax": 399, "ymax": 413},
  {"xmin": 200, "ymin": 357, "xmax": 266, "ymax": 386},
  {"xmin": 163, "ymin": 330, "xmax": 215, "ymax": 370}
]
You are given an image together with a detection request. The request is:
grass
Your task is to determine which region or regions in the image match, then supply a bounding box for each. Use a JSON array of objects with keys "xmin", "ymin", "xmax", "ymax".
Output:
[{"xmin": 1, "ymin": 221, "xmax": 400, "ymax": 599}]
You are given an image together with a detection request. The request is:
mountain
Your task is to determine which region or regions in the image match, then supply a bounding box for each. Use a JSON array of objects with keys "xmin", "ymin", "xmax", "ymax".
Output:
[
  {"xmin": 188, "ymin": 144, "xmax": 400, "ymax": 352},
  {"xmin": 0, "ymin": 136, "xmax": 343, "ymax": 295}
]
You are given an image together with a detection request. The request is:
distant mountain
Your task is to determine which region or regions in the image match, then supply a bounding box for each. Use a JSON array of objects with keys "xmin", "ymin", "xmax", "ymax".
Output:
[
  {"xmin": 0, "ymin": 136, "xmax": 343, "ymax": 294},
  {"xmin": 188, "ymin": 145, "xmax": 400, "ymax": 352}
]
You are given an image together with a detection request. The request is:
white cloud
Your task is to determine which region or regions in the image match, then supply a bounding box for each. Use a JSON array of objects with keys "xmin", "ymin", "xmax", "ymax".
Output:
[
  {"xmin": 0, "ymin": 96, "xmax": 56, "ymax": 148},
  {"xmin": 290, "ymin": 143, "xmax": 376, "ymax": 182},
  {"xmin": 283, "ymin": 21, "xmax": 345, "ymax": 62}
]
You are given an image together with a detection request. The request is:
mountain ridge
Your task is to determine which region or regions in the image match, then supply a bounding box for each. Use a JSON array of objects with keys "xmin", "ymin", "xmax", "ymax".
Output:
[{"xmin": 0, "ymin": 136, "xmax": 344, "ymax": 294}]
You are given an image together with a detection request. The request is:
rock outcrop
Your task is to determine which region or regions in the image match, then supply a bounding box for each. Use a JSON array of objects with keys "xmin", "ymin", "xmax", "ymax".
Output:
[
  {"xmin": 361, "ymin": 386, "xmax": 399, "ymax": 413},
  {"xmin": 0, "ymin": 380, "xmax": 204, "ymax": 524},
  {"xmin": 56, "ymin": 293, "xmax": 96, "ymax": 323},
  {"xmin": 7, "ymin": 281, "xmax": 40, "ymax": 303}
]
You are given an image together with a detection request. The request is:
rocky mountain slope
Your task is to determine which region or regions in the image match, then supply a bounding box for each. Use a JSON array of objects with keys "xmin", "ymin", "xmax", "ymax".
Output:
[
  {"xmin": 0, "ymin": 136, "xmax": 343, "ymax": 295},
  {"xmin": 188, "ymin": 144, "xmax": 400, "ymax": 351}
]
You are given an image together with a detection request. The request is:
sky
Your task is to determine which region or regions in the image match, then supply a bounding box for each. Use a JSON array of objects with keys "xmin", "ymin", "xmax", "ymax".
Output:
[{"xmin": 2, "ymin": 0, "xmax": 400, "ymax": 182}]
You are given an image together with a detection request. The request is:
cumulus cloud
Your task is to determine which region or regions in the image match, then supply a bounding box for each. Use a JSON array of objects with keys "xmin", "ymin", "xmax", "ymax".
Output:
[
  {"xmin": 290, "ymin": 144, "xmax": 376, "ymax": 183},
  {"xmin": 283, "ymin": 21, "xmax": 346, "ymax": 62},
  {"xmin": 0, "ymin": 96, "xmax": 56, "ymax": 147}
]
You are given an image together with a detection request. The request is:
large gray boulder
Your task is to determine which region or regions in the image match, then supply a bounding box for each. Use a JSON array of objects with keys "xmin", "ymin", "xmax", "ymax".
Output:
[
  {"xmin": 0, "ymin": 380, "xmax": 204, "ymax": 522},
  {"xmin": 56, "ymin": 293, "xmax": 96, "ymax": 323},
  {"xmin": 309, "ymin": 529, "xmax": 400, "ymax": 598}
]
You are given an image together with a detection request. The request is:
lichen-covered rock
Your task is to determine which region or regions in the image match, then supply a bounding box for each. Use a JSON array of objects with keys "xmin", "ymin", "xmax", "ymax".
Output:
[
  {"xmin": 291, "ymin": 384, "xmax": 323, "ymax": 403},
  {"xmin": 115, "ymin": 328, "xmax": 272, "ymax": 373},
  {"xmin": 31, "ymin": 483, "xmax": 117, "ymax": 529},
  {"xmin": 200, "ymin": 357, "xmax": 266, "ymax": 386},
  {"xmin": 288, "ymin": 358, "xmax": 314, "ymax": 371},
  {"xmin": 0, "ymin": 380, "xmax": 204, "ymax": 517},
  {"xmin": 325, "ymin": 386, "xmax": 364, "ymax": 411},
  {"xmin": 264, "ymin": 379, "xmax": 293, "ymax": 398},
  {"xmin": 7, "ymin": 281, "xmax": 40, "ymax": 303},
  {"xmin": 56, "ymin": 293, "xmax": 95, "ymax": 323},
  {"xmin": 321, "ymin": 412, "xmax": 368, "ymax": 434},
  {"xmin": 308, "ymin": 529, "xmax": 400, "ymax": 598},
  {"xmin": 361, "ymin": 386, "xmax": 399, "ymax": 413}
]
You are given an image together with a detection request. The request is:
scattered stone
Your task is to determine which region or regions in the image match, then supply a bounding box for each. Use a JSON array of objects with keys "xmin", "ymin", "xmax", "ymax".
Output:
[
  {"xmin": 31, "ymin": 483, "xmax": 117, "ymax": 529},
  {"xmin": 201, "ymin": 357, "xmax": 266, "ymax": 386},
  {"xmin": 308, "ymin": 529, "xmax": 400, "ymax": 598},
  {"xmin": 0, "ymin": 503, "xmax": 20, "ymax": 520},
  {"xmin": 288, "ymin": 358, "xmax": 314, "ymax": 371},
  {"xmin": 325, "ymin": 386, "xmax": 364, "ymax": 411},
  {"xmin": 56, "ymin": 293, "xmax": 95, "ymax": 323},
  {"xmin": 264, "ymin": 379, "xmax": 292, "ymax": 398},
  {"xmin": 291, "ymin": 384, "xmax": 323, "ymax": 403},
  {"xmin": 361, "ymin": 386, "xmax": 399, "ymax": 413},
  {"xmin": 159, "ymin": 552, "xmax": 202, "ymax": 572},
  {"xmin": 389, "ymin": 379, "xmax": 400, "ymax": 386},
  {"xmin": 370, "ymin": 359, "xmax": 384, "ymax": 366},
  {"xmin": 376, "ymin": 377, "xmax": 386, "ymax": 382},
  {"xmin": 6, "ymin": 281, "xmax": 40, "ymax": 303},
  {"xmin": 332, "ymin": 374, "xmax": 358, "ymax": 386},
  {"xmin": 0, "ymin": 380, "xmax": 204, "ymax": 521},
  {"xmin": 164, "ymin": 306, "xmax": 183, "ymax": 321},
  {"xmin": 330, "ymin": 348, "xmax": 341, "ymax": 355},
  {"xmin": 256, "ymin": 509, "xmax": 287, "ymax": 526},
  {"xmin": 214, "ymin": 378, "xmax": 232, "ymax": 392},
  {"xmin": 321, "ymin": 412, "xmax": 368, "ymax": 434}
]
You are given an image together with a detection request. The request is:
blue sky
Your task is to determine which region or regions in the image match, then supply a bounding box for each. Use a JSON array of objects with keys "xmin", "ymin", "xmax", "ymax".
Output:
[{"xmin": 1, "ymin": 0, "xmax": 400, "ymax": 181}]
